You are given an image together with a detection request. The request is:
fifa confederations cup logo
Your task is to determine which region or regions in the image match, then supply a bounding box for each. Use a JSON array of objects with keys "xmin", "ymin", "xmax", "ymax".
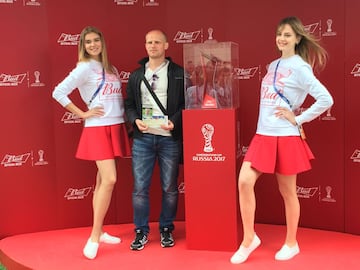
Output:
[
  {"xmin": 201, "ymin": 123, "xmax": 214, "ymax": 152},
  {"xmin": 325, "ymin": 186, "xmax": 332, "ymax": 199}
]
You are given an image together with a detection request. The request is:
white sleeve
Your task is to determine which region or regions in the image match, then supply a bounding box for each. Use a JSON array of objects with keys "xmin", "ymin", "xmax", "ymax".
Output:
[
  {"xmin": 295, "ymin": 65, "xmax": 334, "ymax": 125},
  {"xmin": 52, "ymin": 62, "xmax": 89, "ymax": 107}
]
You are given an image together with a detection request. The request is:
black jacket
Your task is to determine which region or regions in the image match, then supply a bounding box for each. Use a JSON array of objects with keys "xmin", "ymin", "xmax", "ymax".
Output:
[{"xmin": 125, "ymin": 57, "xmax": 185, "ymax": 140}]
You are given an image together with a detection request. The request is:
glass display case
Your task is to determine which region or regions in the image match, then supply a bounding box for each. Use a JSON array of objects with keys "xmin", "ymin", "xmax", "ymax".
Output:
[{"xmin": 183, "ymin": 40, "xmax": 239, "ymax": 109}]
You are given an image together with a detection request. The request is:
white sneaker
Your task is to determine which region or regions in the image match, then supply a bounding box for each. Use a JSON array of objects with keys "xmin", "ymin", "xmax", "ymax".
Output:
[
  {"xmin": 230, "ymin": 234, "xmax": 261, "ymax": 264},
  {"xmin": 275, "ymin": 243, "xmax": 300, "ymax": 261},
  {"xmin": 83, "ymin": 239, "xmax": 99, "ymax": 260},
  {"xmin": 100, "ymin": 232, "xmax": 121, "ymax": 244}
]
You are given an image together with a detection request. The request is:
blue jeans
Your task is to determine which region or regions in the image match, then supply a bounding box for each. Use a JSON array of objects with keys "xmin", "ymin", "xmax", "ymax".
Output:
[{"xmin": 132, "ymin": 133, "xmax": 180, "ymax": 234}]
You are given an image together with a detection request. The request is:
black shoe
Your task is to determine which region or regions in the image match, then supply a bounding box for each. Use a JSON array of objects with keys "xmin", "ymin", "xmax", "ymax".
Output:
[
  {"xmin": 130, "ymin": 229, "xmax": 148, "ymax": 251},
  {"xmin": 160, "ymin": 227, "xmax": 174, "ymax": 248}
]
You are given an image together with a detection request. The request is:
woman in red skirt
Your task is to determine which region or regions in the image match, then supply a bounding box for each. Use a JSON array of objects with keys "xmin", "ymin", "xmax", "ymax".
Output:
[
  {"xmin": 230, "ymin": 17, "xmax": 334, "ymax": 264},
  {"xmin": 53, "ymin": 26, "xmax": 131, "ymax": 259}
]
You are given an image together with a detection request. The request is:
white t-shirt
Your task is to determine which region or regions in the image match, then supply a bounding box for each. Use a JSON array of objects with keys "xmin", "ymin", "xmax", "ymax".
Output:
[
  {"xmin": 141, "ymin": 60, "xmax": 171, "ymax": 136},
  {"xmin": 257, "ymin": 55, "xmax": 333, "ymax": 136},
  {"xmin": 53, "ymin": 59, "xmax": 125, "ymax": 127}
]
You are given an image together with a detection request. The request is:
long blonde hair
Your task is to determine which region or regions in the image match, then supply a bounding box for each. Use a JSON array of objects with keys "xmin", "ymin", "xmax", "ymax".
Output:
[
  {"xmin": 78, "ymin": 26, "xmax": 114, "ymax": 74},
  {"xmin": 277, "ymin": 16, "xmax": 328, "ymax": 72}
]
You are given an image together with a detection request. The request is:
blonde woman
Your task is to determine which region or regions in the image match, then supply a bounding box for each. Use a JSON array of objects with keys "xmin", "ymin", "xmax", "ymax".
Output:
[
  {"xmin": 53, "ymin": 26, "xmax": 130, "ymax": 259},
  {"xmin": 230, "ymin": 16, "xmax": 333, "ymax": 264}
]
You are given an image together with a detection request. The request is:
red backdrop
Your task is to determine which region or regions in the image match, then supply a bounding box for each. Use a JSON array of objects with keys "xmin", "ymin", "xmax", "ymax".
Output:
[{"xmin": 0, "ymin": 0, "xmax": 359, "ymax": 238}]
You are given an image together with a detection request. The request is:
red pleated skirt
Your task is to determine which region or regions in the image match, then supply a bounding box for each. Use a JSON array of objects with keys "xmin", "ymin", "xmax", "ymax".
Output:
[
  {"xmin": 76, "ymin": 123, "xmax": 131, "ymax": 160},
  {"xmin": 244, "ymin": 134, "xmax": 315, "ymax": 175}
]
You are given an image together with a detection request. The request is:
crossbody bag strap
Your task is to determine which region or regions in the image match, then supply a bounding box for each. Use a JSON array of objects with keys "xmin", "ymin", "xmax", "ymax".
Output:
[
  {"xmin": 88, "ymin": 68, "xmax": 105, "ymax": 105},
  {"xmin": 142, "ymin": 75, "xmax": 168, "ymax": 115},
  {"xmin": 273, "ymin": 61, "xmax": 306, "ymax": 139},
  {"xmin": 273, "ymin": 60, "xmax": 292, "ymax": 108}
]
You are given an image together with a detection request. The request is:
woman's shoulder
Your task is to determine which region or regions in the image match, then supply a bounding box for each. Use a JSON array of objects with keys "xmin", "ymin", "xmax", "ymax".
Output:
[
  {"xmin": 284, "ymin": 55, "xmax": 311, "ymax": 72},
  {"xmin": 264, "ymin": 58, "xmax": 279, "ymax": 72},
  {"xmin": 289, "ymin": 55, "xmax": 309, "ymax": 66},
  {"xmin": 288, "ymin": 56, "xmax": 316, "ymax": 81},
  {"xmin": 75, "ymin": 60, "xmax": 94, "ymax": 71},
  {"xmin": 69, "ymin": 60, "xmax": 102, "ymax": 81},
  {"xmin": 78, "ymin": 59, "xmax": 103, "ymax": 68},
  {"xmin": 78, "ymin": 59, "xmax": 104, "ymax": 74}
]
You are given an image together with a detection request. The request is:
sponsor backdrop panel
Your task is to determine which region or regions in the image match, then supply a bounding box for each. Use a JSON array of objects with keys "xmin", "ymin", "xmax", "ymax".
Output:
[
  {"xmin": 0, "ymin": 0, "xmax": 58, "ymax": 238},
  {"xmin": 298, "ymin": 20, "xmax": 345, "ymax": 232},
  {"xmin": 344, "ymin": 0, "xmax": 360, "ymax": 234},
  {"xmin": 0, "ymin": 0, "xmax": 358, "ymax": 239},
  {"xmin": 47, "ymin": 3, "xmax": 111, "ymax": 228}
]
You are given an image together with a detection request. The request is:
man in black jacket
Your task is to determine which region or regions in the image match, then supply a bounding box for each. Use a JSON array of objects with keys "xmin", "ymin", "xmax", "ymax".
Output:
[{"xmin": 125, "ymin": 29, "xmax": 185, "ymax": 251}]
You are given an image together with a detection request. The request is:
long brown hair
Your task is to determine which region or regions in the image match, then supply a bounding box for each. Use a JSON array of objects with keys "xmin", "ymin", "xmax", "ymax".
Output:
[
  {"xmin": 277, "ymin": 16, "xmax": 328, "ymax": 72},
  {"xmin": 78, "ymin": 26, "xmax": 114, "ymax": 74}
]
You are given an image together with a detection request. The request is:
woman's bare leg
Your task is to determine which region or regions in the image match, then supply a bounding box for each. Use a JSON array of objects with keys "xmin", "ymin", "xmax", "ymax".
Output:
[
  {"xmin": 238, "ymin": 161, "xmax": 262, "ymax": 246},
  {"xmin": 276, "ymin": 173, "xmax": 299, "ymax": 246},
  {"xmin": 90, "ymin": 159, "xmax": 117, "ymax": 242}
]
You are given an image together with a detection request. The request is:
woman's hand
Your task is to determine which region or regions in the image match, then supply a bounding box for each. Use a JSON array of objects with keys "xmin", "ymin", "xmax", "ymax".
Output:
[
  {"xmin": 82, "ymin": 106, "xmax": 105, "ymax": 119},
  {"xmin": 275, "ymin": 106, "xmax": 297, "ymax": 126},
  {"xmin": 65, "ymin": 103, "xmax": 104, "ymax": 120}
]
